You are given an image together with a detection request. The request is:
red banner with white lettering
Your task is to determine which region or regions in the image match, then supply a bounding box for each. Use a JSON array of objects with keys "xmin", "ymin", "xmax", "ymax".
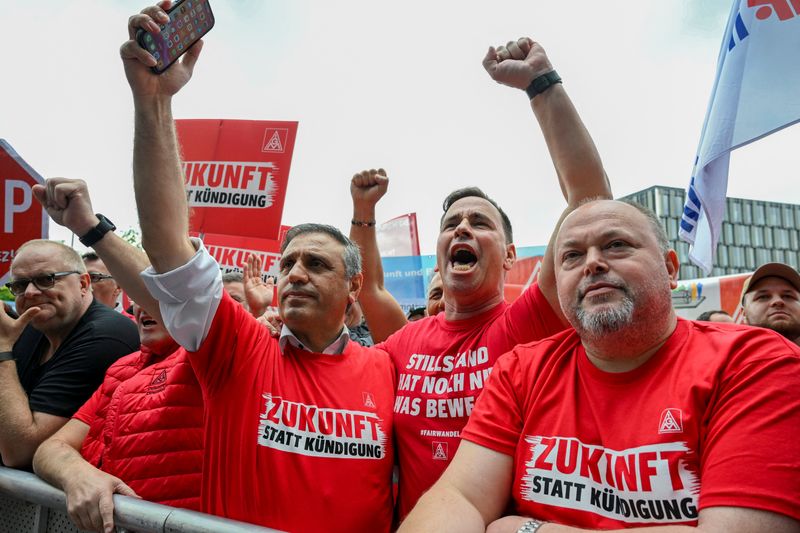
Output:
[
  {"xmin": 0, "ymin": 140, "xmax": 48, "ymax": 284},
  {"xmin": 193, "ymin": 225, "xmax": 292, "ymax": 278},
  {"xmin": 176, "ymin": 120, "xmax": 298, "ymax": 241}
]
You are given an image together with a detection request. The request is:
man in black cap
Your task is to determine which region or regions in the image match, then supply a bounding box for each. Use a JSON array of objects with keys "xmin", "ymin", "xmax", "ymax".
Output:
[{"xmin": 741, "ymin": 262, "xmax": 800, "ymax": 345}]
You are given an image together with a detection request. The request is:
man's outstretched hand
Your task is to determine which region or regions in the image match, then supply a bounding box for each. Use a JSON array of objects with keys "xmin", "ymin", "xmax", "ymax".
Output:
[{"xmin": 243, "ymin": 254, "xmax": 275, "ymax": 319}]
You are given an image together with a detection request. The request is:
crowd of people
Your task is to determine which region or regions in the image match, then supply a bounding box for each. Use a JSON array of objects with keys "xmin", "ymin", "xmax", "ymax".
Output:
[{"xmin": 1, "ymin": 3, "xmax": 799, "ymax": 533}]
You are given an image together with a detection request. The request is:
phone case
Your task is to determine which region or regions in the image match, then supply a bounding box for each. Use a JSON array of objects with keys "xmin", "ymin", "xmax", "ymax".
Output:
[{"xmin": 135, "ymin": 0, "xmax": 215, "ymax": 74}]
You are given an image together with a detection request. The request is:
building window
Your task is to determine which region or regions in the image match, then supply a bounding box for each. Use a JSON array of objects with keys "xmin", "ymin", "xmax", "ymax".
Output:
[
  {"xmin": 751, "ymin": 226, "xmax": 764, "ymax": 247},
  {"xmin": 742, "ymin": 203, "xmax": 752, "ymax": 224},
  {"xmin": 731, "ymin": 246, "xmax": 745, "ymax": 268},
  {"xmin": 734, "ymin": 224, "xmax": 750, "ymax": 246},
  {"xmin": 767, "ymin": 205, "xmax": 781, "ymax": 226},
  {"xmin": 660, "ymin": 195, "xmax": 670, "ymax": 218},
  {"xmin": 722, "ymin": 222, "xmax": 734, "ymax": 244},
  {"xmin": 728, "ymin": 200, "xmax": 742, "ymax": 223},
  {"xmin": 775, "ymin": 228, "xmax": 790, "ymax": 249},
  {"xmin": 764, "ymin": 227, "xmax": 773, "ymax": 248},
  {"xmin": 663, "ymin": 218, "xmax": 678, "ymax": 240},
  {"xmin": 671, "ymin": 195, "xmax": 684, "ymax": 217},
  {"xmin": 783, "ymin": 207, "xmax": 795, "ymax": 227},
  {"xmin": 756, "ymin": 248, "xmax": 771, "ymax": 266},
  {"xmin": 753, "ymin": 204, "xmax": 766, "ymax": 225},
  {"xmin": 717, "ymin": 245, "xmax": 729, "ymax": 265},
  {"xmin": 772, "ymin": 249, "xmax": 785, "ymax": 264},
  {"xmin": 683, "ymin": 264, "xmax": 699, "ymax": 279},
  {"xmin": 745, "ymin": 247, "xmax": 756, "ymax": 270}
]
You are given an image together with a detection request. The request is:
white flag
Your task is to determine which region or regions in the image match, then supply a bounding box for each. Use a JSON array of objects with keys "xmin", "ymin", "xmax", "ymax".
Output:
[{"xmin": 680, "ymin": 0, "xmax": 800, "ymax": 274}]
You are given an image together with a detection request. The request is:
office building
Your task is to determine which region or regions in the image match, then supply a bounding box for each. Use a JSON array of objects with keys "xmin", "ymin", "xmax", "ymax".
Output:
[{"xmin": 621, "ymin": 185, "xmax": 800, "ymax": 279}]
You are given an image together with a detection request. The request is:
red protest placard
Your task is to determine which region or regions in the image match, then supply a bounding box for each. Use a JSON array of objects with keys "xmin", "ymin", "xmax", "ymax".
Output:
[
  {"xmin": 0, "ymin": 140, "xmax": 48, "ymax": 284},
  {"xmin": 176, "ymin": 120, "xmax": 298, "ymax": 241},
  {"xmin": 193, "ymin": 224, "xmax": 292, "ymax": 278}
]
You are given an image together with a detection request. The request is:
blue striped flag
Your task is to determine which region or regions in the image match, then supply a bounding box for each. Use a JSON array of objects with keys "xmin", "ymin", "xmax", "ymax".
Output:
[{"xmin": 680, "ymin": 0, "xmax": 800, "ymax": 274}]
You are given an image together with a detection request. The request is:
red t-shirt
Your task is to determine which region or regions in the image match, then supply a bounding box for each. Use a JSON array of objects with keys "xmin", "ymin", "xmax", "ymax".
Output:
[
  {"xmin": 191, "ymin": 292, "xmax": 396, "ymax": 532},
  {"xmin": 378, "ymin": 283, "xmax": 565, "ymax": 518},
  {"xmin": 462, "ymin": 319, "xmax": 800, "ymax": 527}
]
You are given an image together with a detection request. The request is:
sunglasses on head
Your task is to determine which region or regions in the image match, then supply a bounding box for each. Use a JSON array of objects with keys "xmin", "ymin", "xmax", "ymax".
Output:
[{"xmin": 5, "ymin": 271, "xmax": 82, "ymax": 296}]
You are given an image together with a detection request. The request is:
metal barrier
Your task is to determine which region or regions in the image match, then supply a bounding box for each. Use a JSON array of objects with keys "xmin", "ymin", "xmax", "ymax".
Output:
[{"xmin": 0, "ymin": 466, "xmax": 283, "ymax": 533}]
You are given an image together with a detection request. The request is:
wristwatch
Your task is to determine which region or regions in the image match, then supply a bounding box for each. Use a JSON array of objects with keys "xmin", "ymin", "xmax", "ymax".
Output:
[
  {"xmin": 79, "ymin": 214, "xmax": 116, "ymax": 247},
  {"xmin": 0, "ymin": 351, "xmax": 15, "ymax": 363},
  {"xmin": 517, "ymin": 519, "xmax": 546, "ymax": 533},
  {"xmin": 525, "ymin": 70, "xmax": 562, "ymax": 100}
]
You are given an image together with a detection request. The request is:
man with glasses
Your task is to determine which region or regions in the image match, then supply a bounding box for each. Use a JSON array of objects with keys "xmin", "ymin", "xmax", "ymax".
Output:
[
  {"xmin": 0, "ymin": 239, "xmax": 139, "ymax": 468},
  {"xmin": 81, "ymin": 252, "xmax": 124, "ymax": 313}
]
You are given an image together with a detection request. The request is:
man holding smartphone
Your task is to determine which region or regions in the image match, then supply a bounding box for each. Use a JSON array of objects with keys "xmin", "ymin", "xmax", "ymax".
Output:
[{"xmin": 120, "ymin": 3, "xmax": 395, "ymax": 532}]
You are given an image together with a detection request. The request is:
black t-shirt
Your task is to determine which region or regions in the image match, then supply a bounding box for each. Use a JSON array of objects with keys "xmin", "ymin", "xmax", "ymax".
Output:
[{"xmin": 13, "ymin": 299, "xmax": 140, "ymax": 418}]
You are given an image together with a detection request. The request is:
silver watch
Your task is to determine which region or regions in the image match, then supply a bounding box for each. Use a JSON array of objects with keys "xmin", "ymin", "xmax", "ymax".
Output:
[{"xmin": 517, "ymin": 519, "xmax": 545, "ymax": 533}]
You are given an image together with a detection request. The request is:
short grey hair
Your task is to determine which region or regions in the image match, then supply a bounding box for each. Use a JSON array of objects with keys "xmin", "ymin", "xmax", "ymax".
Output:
[
  {"xmin": 281, "ymin": 223, "xmax": 362, "ymax": 279},
  {"xmin": 222, "ymin": 272, "xmax": 244, "ymax": 284},
  {"xmin": 16, "ymin": 240, "xmax": 86, "ymax": 273},
  {"xmin": 619, "ymin": 200, "xmax": 671, "ymax": 253}
]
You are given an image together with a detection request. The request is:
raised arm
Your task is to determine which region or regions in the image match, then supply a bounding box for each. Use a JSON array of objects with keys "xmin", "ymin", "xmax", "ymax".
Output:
[
  {"xmin": 32, "ymin": 178, "xmax": 160, "ymax": 320},
  {"xmin": 119, "ymin": 1, "xmax": 200, "ymax": 273},
  {"xmin": 398, "ymin": 441, "xmax": 513, "ymax": 532},
  {"xmin": 484, "ymin": 38, "xmax": 612, "ymax": 318},
  {"xmin": 349, "ymin": 169, "xmax": 408, "ymax": 342}
]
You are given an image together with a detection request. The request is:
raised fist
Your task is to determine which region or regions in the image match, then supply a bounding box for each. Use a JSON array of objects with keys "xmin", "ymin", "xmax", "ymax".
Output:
[
  {"xmin": 483, "ymin": 37, "xmax": 554, "ymax": 91},
  {"xmin": 350, "ymin": 168, "xmax": 389, "ymax": 209}
]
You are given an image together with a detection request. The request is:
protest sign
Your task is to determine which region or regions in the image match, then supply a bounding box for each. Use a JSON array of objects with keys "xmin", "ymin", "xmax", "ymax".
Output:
[
  {"xmin": 177, "ymin": 120, "xmax": 298, "ymax": 240},
  {"xmin": 0, "ymin": 140, "xmax": 48, "ymax": 284}
]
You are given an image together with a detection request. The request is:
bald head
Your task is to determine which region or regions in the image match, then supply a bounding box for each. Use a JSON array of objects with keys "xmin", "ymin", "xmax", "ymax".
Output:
[
  {"xmin": 14, "ymin": 240, "xmax": 86, "ymax": 274},
  {"xmin": 558, "ymin": 199, "xmax": 669, "ymax": 253}
]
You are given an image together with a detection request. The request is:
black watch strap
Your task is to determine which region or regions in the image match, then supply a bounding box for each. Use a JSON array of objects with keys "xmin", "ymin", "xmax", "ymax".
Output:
[
  {"xmin": 79, "ymin": 214, "xmax": 116, "ymax": 247},
  {"xmin": 525, "ymin": 70, "xmax": 562, "ymax": 100},
  {"xmin": 0, "ymin": 351, "xmax": 15, "ymax": 363}
]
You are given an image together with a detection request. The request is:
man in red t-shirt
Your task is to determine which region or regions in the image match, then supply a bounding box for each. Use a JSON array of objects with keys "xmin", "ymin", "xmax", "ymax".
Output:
[
  {"xmin": 401, "ymin": 199, "xmax": 800, "ymax": 532},
  {"xmin": 121, "ymin": 5, "xmax": 395, "ymax": 532},
  {"xmin": 349, "ymin": 37, "xmax": 612, "ymax": 517}
]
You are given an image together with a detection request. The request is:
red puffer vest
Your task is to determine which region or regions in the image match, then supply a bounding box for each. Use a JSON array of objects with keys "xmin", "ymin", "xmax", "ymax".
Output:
[{"xmin": 79, "ymin": 345, "xmax": 204, "ymax": 510}]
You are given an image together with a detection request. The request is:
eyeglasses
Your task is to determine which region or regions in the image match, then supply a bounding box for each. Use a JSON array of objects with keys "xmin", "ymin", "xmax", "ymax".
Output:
[
  {"xmin": 5, "ymin": 271, "xmax": 82, "ymax": 296},
  {"xmin": 88, "ymin": 272, "xmax": 114, "ymax": 284}
]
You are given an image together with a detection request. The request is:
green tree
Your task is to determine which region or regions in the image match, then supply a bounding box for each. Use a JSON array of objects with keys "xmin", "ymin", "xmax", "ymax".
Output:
[
  {"xmin": 0, "ymin": 285, "xmax": 14, "ymax": 302},
  {"xmin": 119, "ymin": 227, "xmax": 143, "ymax": 250}
]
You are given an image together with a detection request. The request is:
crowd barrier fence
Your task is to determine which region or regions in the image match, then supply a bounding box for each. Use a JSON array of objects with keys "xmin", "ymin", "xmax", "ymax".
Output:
[{"xmin": 0, "ymin": 466, "xmax": 282, "ymax": 533}]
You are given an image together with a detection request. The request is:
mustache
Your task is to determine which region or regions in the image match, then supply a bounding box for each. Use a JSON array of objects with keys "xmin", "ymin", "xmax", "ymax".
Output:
[
  {"xmin": 279, "ymin": 286, "xmax": 316, "ymax": 300},
  {"xmin": 576, "ymin": 275, "xmax": 631, "ymax": 302}
]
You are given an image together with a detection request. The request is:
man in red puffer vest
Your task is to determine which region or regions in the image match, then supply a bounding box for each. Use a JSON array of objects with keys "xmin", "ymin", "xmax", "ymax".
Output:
[
  {"xmin": 34, "ymin": 302, "xmax": 203, "ymax": 532},
  {"xmin": 77, "ymin": 305, "xmax": 202, "ymax": 508}
]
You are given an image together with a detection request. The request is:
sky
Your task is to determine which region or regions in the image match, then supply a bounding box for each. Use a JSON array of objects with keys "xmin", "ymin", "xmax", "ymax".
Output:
[{"xmin": 2, "ymin": 0, "xmax": 799, "ymax": 255}]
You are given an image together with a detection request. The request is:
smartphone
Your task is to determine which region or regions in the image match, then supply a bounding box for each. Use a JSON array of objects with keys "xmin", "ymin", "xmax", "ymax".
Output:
[{"xmin": 136, "ymin": 0, "xmax": 215, "ymax": 74}]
